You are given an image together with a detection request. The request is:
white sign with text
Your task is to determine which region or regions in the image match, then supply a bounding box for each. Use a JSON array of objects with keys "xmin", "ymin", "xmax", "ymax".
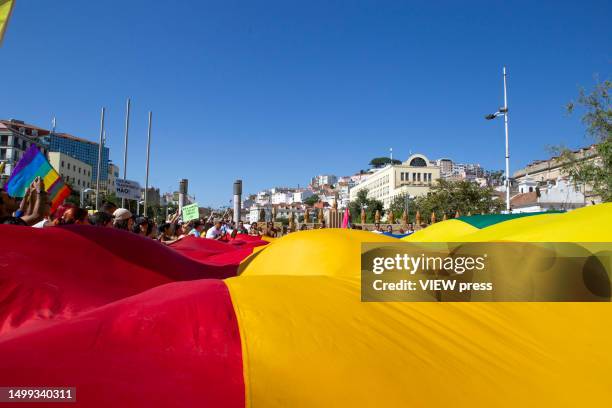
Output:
[{"xmin": 115, "ymin": 179, "xmax": 141, "ymax": 201}]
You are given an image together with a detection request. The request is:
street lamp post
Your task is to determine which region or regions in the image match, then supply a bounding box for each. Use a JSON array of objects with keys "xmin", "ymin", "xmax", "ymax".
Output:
[
  {"xmin": 80, "ymin": 188, "xmax": 94, "ymax": 208},
  {"xmin": 485, "ymin": 66, "xmax": 511, "ymax": 212}
]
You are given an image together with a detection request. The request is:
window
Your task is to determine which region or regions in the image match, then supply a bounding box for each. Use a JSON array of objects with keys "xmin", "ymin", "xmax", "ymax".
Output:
[
  {"xmin": 67, "ymin": 163, "xmax": 70, "ymax": 170},
  {"xmin": 0, "ymin": 135, "xmax": 7, "ymax": 146},
  {"xmin": 0, "ymin": 148, "xmax": 5, "ymax": 160},
  {"xmin": 400, "ymin": 172, "xmax": 404, "ymax": 181},
  {"xmin": 417, "ymin": 173, "xmax": 421, "ymax": 182},
  {"xmin": 61, "ymin": 161, "xmax": 64, "ymax": 167},
  {"xmin": 78, "ymin": 180, "xmax": 81, "ymax": 186}
]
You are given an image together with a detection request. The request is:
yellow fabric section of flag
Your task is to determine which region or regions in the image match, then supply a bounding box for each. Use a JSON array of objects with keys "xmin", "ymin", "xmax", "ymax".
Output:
[
  {"xmin": 239, "ymin": 229, "xmax": 396, "ymax": 278},
  {"xmin": 43, "ymin": 169, "xmax": 60, "ymax": 191},
  {"xmin": 464, "ymin": 203, "xmax": 611, "ymax": 242},
  {"xmin": 0, "ymin": 0, "xmax": 15, "ymax": 44},
  {"xmin": 227, "ymin": 276, "xmax": 612, "ymax": 407},
  {"xmin": 227, "ymin": 203, "xmax": 612, "ymax": 407},
  {"xmin": 401, "ymin": 218, "xmax": 480, "ymax": 242}
]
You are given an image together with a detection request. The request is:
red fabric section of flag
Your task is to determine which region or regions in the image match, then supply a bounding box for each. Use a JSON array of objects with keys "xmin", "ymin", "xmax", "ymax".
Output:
[
  {"xmin": 169, "ymin": 234, "xmax": 267, "ymax": 266},
  {"xmin": 0, "ymin": 225, "xmax": 242, "ymax": 337},
  {"xmin": 0, "ymin": 279, "xmax": 245, "ymax": 408},
  {"xmin": 52, "ymin": 185, "xmax": 72, "ymax": 212}
]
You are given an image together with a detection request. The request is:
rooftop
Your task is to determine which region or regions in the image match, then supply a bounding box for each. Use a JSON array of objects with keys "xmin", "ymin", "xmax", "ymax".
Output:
[{"xmin": 0, "ymin": 119, "xmax": 51, "ymax": 137}]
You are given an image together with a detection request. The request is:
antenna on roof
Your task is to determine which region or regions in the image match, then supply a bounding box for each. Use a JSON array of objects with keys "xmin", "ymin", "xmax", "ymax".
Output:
[
  {"xmin": 389, "ymin": 147, "xmax": 393, "ymax": 162},
  {"xmin": 51, "ymin": 117, "xmax": 56, "ymax": 134}
]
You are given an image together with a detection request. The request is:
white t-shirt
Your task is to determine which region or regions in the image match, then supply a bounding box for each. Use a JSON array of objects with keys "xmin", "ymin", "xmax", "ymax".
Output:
[
  {"xmin": 205, "ymin": 226, "xmax": 222, "ymax": 239},
  {"xmin": 32, "ymin": 219, "xmax": 52, "ymax": 228}
]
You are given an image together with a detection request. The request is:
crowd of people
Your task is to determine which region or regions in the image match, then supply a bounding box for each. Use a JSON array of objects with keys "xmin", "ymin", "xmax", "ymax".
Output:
[
  {"xmin": 2, "ymin": 178, "xmax": 417, "ymax": 239},
  {"xmin": 0, "ymin": 178, "xmax": 285, "ymax": 243}
]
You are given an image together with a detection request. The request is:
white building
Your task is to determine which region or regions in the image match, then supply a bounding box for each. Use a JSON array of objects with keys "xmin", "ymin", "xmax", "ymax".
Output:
[
  {"xmin": 1, "ymin": 120, "xmax": 50, "ymax": 183},
  {"xmin": 256, "ymin": 191, "xmax": 271, "ymax": 205},
  {"xmin": 511, "ymin": 178, "xmax": 585, "ymax": 213},
  {"xmin": 332, "ymin": 182, "xmax": 352, "ymax": 208},
  {"xmin": 349, "ymin": 153, "xmax": 441, "ymax": 209},
  {"xmin": 437, "ymin": 158, "xmax": 484, "ymax": 179},
  {"xmin": 350, "ymin": 171, "xmax": 374, "ymax": 185},
  {"xmin": 293, "ymin": 189, "xmax": 314, "ymax": 203},
  {"xmin": 311, "ymin": 174, "xmax": 338, "ymax": 187},
  {"xmin": 271, "ymin": 191, "xmax": 292, "ymax": 205},
  {"xmin": 48, "ymin": 152, "xmax": 92, "ymax": 192}
]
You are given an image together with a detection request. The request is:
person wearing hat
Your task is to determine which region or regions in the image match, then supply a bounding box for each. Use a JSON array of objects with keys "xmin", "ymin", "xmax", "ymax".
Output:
[{"xmin": 113, "ymin": 208, "xmax": 134, "ymax": 231}]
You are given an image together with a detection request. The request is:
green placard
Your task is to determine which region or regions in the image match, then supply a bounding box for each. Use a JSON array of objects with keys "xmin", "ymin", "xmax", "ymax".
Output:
[{"xmin": 182, "ymin": 203, "xmax": 200, "ymax": 222}]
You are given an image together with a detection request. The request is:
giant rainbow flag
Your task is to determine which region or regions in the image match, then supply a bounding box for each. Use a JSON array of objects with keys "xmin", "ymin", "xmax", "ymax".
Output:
[
  {"xmin": 5, "ymin": 144, "xmax": 71, "ymax": 212},
  {"xmin": 0, "ymin": 204, "xmax": 611, "ymax": 407}
]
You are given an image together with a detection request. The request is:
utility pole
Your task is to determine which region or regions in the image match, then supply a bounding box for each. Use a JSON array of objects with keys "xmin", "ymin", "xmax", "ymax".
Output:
[
  {"xmin": 144, "ymin": 111, "xmax": 152, "ymax": 216},
  {"xmin": 502, "ymin": 66, "xmax": 510, "ymax": 212},
  {"xmin": 122, "ymin": 98, "xmax": 131, "ymax": 208},
  {"xmin": 95, "ymin": 107, "xmax": 105, "ymax": 211}
]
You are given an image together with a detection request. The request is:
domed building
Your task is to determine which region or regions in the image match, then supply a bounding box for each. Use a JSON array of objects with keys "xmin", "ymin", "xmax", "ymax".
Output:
[{"xmin": 348, "ymin": 153, "xmax": 441, "ymax": 209}]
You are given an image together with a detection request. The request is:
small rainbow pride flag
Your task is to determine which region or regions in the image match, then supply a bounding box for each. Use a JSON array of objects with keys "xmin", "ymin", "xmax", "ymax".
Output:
[{"xmin": 6, "ymin": 144, "xmax": 71, "ymax": 212}]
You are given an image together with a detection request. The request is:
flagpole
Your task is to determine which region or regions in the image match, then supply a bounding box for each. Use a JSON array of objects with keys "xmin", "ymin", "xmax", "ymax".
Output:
[
  {"xmin": 95, "ymin": 107, "xmax": 105, "ymax": 211},
  {"xmin": 122, "ymin": 98, "xmax": 131, "ymax": 208},
  {"xmin": 143, "ymin": 111, "xmax": 152, "ymax": 217}
]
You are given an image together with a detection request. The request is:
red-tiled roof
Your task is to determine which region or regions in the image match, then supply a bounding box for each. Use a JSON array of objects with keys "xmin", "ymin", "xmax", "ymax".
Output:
[
  {"xmin": 0, "ymin": 120, "xmax": 50, "ymax": 136},
  {"xmin": 510, "ymin": 192, "xmax": 538, "ymax": 208}
]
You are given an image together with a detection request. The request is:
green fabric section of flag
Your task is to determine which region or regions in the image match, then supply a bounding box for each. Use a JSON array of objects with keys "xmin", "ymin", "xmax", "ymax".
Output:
[{"xmin": 456, "ymin": 211, "xmax": 564, "ymax": 229}]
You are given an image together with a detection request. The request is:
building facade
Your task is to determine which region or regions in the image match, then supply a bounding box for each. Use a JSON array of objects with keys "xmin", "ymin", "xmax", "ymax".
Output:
[
  {"xmin": 437, "ymin": 158, "xmax": 485, "ymax": 180},
  {"xmin": 510, "ymin": 178, "xmax": 585, "ymax": 213},
  {"xmin": 100, "ymin": 162, "xmax": 120, "ymax": 194},
  {"xmin": 48, "ymin": 152, "xmax": 93, "ymax": 192},
  {"xmin": 311, "ymin": 174, "xmax": 338, "ymax": 187},
  {"xmin": 292, "ymin": 189, "xmax": 314, "ymax": 203},
  {"xmin": 349, "ymin": 154, "xmax": 441, "ymax": 209},
  {"xmin": 513, "ymin": 145, "xmax": 601, "ymax": 203},
  {"xmin": 0, "ymin": 120, "xmax": 50, "ymax": 184},
  {"xmin": 49, "ymin": 133, "xmax": 109, "ymax": 182},
  {"xmin": 141, "ymin": 187, "xmax": 161, "ymax": 207}
]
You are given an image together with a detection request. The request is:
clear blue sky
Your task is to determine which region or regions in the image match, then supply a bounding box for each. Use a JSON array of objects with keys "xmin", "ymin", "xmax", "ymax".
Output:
[{"xmin": 1, "ymin": 0, "xmax": 610, "ymax": 206}]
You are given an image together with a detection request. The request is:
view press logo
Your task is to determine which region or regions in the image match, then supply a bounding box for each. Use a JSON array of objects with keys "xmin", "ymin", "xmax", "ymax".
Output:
[{"xmin": 361, "ymin": 242, "xmax": 611, "ymax": 302}]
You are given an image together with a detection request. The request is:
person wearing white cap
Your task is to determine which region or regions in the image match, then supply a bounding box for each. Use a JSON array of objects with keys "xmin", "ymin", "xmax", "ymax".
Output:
[{"xmin": 112, "ymin": 208, "xmax": 134, "ymax": 231}]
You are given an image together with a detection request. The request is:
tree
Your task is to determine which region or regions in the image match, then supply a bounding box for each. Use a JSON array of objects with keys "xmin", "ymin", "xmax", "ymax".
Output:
[
  {"xmin": 303, "ymin": 194, "xmax": 320, "ymax": 206},
  {"xmin": 104, "ymin": 192, "xmax": 120, "ymax": 207},
  {"xmin": 388, "ymin": 194, "xmax": 416, "ymax": 223},
  {"xmin": 369, "ymin": 157, "xmax": 402, "ymax": 169},
  {"xmin": 487, "ymin": 170, "xmax": 505, "ymax": 186},
  {"xmin": 553, "ymin": 79, "xmax": 611, "ymax": 202},
  {"xmin": 349, "ymin": 189, "xmax": 384, "ymax": 223},
  {"xmin": 413, "ymin": 180, "xmax": 504, "ymax": 219}
]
